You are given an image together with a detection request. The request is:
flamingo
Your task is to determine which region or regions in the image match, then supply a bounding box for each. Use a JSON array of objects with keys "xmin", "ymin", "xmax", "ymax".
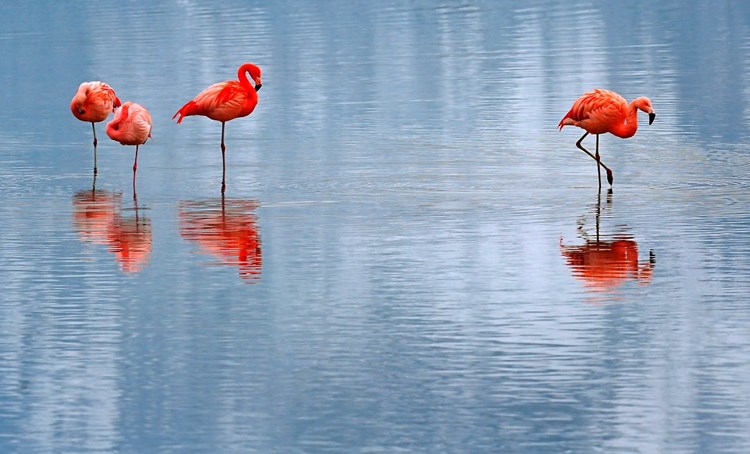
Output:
[
  {"xmin": 106, "ymin": 101, "xmax": 153, "ymax": 188},
  {"xmin": 172, "ymin": 63, "xmax": 262, "ymax": 193},
  {"xmin": 558, "ymin": 89, "xmax": 656, "ymax": 188},
  {"xmin": 71, "ymin": 81, "xmax": 122, "ymax": 175}
]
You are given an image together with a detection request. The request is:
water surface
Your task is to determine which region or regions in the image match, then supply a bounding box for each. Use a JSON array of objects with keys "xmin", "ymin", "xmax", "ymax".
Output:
[{"xmin": 1, "ymin": 1, "xmax": 750, "ymax": 452}]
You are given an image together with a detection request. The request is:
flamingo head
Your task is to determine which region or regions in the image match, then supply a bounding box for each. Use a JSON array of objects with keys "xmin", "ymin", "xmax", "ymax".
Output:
[
  {"xmin": 634, "ymin": 97, "xmax": 655, "ymax": 125},
  {"xmin": 252, "ymin": 70, "xmax": 262, "ymax": 92},
  {"xmin": 106, "ymin": 102, "xmax": 130, "ymax": 143},
  {"xmin": 240, "ymin": 63, "xmax": 262, "ymax": 92},
  {"xmin": 70, "ymin": 83, "xmax": 91, "ymax": 117}
]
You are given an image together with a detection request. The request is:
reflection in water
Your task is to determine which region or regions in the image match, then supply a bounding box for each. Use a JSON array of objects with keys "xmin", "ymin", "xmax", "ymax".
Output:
[
  {"xmin": 72, "ymin": 189, "xmax": 152, "ymax": 273},
  {"xmin": 179, "ymin": 198, "xmax": 262, "ymax": 282},
  {"xmin": 561, "ymin": 192, "xmax": 654, "ymax": 298},
  {"xmin": 72, "ymin": 188, "xmax": 120, "ymax": 246}
]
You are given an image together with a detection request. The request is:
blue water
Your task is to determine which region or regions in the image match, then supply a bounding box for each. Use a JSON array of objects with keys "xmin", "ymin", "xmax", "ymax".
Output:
[{"xmin": 1, "ymin": 1, "xmax": 750, "ymax": 452}]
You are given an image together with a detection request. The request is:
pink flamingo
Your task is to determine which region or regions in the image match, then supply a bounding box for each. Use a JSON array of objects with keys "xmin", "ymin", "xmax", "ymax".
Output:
[
  {"xmin": 106, "ymin": 101, "xmax": 152, "ymax": 188},
  {"xmin": 71, "ymin": 81, "xmax": 122, "ymax": 175},
  {"xmin": 173, "ymin": 63, "xmax": 262, "ymax": 192},
  {"xmin": 559, "ymin": 89, "xmax": 656, "ymax": 188}
]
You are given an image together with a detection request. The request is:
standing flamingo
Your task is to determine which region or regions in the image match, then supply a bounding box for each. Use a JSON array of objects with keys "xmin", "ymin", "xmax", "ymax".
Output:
[
  {"xmin": 106, "ymin": 101, "xmax": 152, "ymax": 191},
  {"xmin": 172, "ymin": 63, "xmax": 262, "ymax": 193},
  {"xmin": 71, "ymin": 81, "xmax": 122, "ymax": 175},
  {"xmin": 558, "ymin": 89, "xmax": 656, "ymax": 188}
]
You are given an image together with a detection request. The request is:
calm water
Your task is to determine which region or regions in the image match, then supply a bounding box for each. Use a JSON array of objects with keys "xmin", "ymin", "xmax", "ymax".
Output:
[{"xmin": 2, "ymin": 1, "xmax": 750, "ymax": 452}]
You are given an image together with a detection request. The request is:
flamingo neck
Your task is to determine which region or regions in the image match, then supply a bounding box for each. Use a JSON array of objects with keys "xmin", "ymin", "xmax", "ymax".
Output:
[
  {"xmin": 611, "ymin": 102, "xmax": 639, "ymax": 138},
  {"xmin": 237, "ymin": 66, "xmax": 253, "ymax": 92}
]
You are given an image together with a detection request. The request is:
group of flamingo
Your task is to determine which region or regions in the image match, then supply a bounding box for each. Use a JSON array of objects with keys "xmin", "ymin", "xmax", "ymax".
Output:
[
  {"xmin": 72, "ymin": 62, "xmax": 654, "ymax": 192},
  {"xmin": 71, "ymin": 63, "xmax": 261, "ymax": 192}
]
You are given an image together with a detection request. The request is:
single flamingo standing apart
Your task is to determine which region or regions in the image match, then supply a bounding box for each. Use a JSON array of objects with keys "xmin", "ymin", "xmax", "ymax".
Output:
[
  {"xmin": 173, "ymin": 63, "xmax": 262, "ymax": 193},
  {"xmin": 71, "ymin": 81, "xmax": 122, "ymax": 175},
  {"xmin": 106, "ymin": 101, "xmax": 153, "ymax": 192},
  {"xmin": 558, "ymin": 89, "xmax": 656, "ymax": 188}
]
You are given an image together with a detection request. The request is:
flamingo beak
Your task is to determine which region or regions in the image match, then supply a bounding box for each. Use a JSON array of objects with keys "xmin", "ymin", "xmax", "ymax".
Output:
[
  {"xmin": 648, "ymin": 112, "xmax": 656, "ymax": 125},
  {"xmin": 255, "ymin": 81, "xmax": 262, "ymax": 92}
]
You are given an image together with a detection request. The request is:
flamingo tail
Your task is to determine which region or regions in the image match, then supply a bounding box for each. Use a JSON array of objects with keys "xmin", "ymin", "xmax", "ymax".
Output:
[{"xmin": 172, "ymin": 100, "xmax": 201, "ymax": 124}]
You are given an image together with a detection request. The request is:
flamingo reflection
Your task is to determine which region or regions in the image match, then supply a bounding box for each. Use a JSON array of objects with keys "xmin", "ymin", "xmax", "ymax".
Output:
[
  {"xmin": 178, "ymin": 198, "xmax": 262, "ymax": 282},
  {"xmin": 72, "ymin": 189, "xmax": 152, "ymax": 273},
  {"xmin": 560, "ymin": 192, "xmax": 654, "ymax": 295},
  {"xmin": 72, "ymin": 189, "xmax": 120, "ymax": 246}
]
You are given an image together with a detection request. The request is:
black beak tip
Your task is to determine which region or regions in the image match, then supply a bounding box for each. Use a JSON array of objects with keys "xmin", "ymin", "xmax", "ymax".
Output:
[
  {"xmin": 255, "ymin": 83, "xmax": 262, "ymax": 92},
  {"xmin": 649, "ymin": 112, "xmax": 656, "ymax": 125}
]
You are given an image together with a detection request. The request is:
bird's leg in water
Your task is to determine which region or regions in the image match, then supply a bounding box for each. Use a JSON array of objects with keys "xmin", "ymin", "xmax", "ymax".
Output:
[
  {"xmin": 576, "ymin": 132, "xmax": 614, "ymax": 187},
  {"xmin": 221, "ymin": 122, "xmax": 226, "ymax": 194},
  {"xmin": 595, "ymin": 134, "xmax": 602, "ymax": 188},
  {"xmin": 92, "ymin": 122, "xmax": 98, "ymax": 176}
]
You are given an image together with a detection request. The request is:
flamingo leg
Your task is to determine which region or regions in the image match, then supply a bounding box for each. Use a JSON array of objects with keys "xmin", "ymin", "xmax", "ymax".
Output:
[
  {"xmin": 597, "ymin": 135, "xmax": 614, "ymax": 186},
  {"xmin": 575, "ymin": 132, "xmax": 614, "ymax": 187},
  {"xmin": 221, "ymin": 121, "xmax": 226, "ymax": 194},
  {"xmin": 133, "ymin": 144, "xmax": 139, "ymax": 197},
  {"xmin": 91, "ymin": 122, "xmax": 98, "ymax": 176},
  {"xmin": 595, "ymin": 188, "xmax": 601, "ymax": 242},
  {"xmin": 133, "ymin": 185, "xmax": 139, "ymax": 213},
  {"xmin": 595, "ymin": 134, "xmax": 602, "ymax": 188}
]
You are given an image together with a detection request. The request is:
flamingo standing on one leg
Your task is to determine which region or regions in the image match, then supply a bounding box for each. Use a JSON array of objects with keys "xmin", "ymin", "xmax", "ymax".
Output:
[
  {"xmin": 173, "ymin": 63, "xmax": 262, "ymax": 193},
  {"xmin": 106, "ymin": 101, "xmax": 153, "ymax": 193},
  {"xmin": 558, "ymin": 89, "xmax": 656, "ymax": 188},
  {"xmin": 71, "ymin": 81, "xmax": 122, "ymax": 175}
]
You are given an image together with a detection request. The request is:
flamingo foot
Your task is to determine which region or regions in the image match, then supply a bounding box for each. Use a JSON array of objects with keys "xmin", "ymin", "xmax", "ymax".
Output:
[{"xmin": 606, "ymin": 169, "xmax": 614, "ymax": 186}]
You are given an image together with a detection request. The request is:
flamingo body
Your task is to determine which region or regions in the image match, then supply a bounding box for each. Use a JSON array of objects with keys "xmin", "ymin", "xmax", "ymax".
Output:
[
  {"xmin": 106, "ymin": 102, "xmax": 152, "ymax": 146},
  {"xmin": 173, "ymin": 63, "xmax": 261, "ymax": 124},
  {"xmin": 559, "ymin": 89, "xmax": 656, "ymax": 186},
  {"xmin": 173, "ymin": 80, "xmax": 258, "ymax": 123},
  {"xmin": 71, "ymin": 81, "xmax": 122, "ymax": 123}
]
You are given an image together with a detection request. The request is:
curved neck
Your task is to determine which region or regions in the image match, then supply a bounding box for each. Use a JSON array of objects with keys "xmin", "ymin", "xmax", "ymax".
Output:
[
  {"xmin": 237, "ymin": 66, "xmax": 253, "ymax": 91},
  {"xmin": 611, "ymin": 102, "xmax": 639, "ymax": 138}
]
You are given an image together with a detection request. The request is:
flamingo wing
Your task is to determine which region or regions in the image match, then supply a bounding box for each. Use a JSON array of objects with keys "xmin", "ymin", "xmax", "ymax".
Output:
[
  {"xmin": 132, "ymin": 105, "xmax": 153, "ymax": 141},
  {"xmin": 108, "ymin": 102, "xmax": 152, "ymax": 145},
  {"xmin": 559, "ymin": 89, "xmax": 628, "ymax": 133},
  {"xmin": 90, "ymin": 82, "xmax": 120, "ymax": 111},
  {"xmin": 173, "ymin": 81, "xmax": 247, "ymax": 123}
]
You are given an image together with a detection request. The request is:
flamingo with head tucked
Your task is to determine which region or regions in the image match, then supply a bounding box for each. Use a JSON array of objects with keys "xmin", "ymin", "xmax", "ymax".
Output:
[
  {"xmin": 71, "ymin": 81, "xmax": 122, "ymax": 175},
  {"xmin": 173, "ymin": 63, "xmax": 262, "ymax": 193},
  {"xmin": 106, "ymin": 101, "xmax": 152, "ymax": 189},
  {"xmin": 559, "ymin": 89, "xmax": 656, "ymax": 188}
]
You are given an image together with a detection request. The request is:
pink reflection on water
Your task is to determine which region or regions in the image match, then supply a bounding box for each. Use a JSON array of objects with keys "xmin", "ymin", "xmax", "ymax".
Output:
[
  {"xmin": 178, "ymin": 198, "xmax": 262, "ymax": 283},
  {"xmin": 72, "ymin": 188, "xmax": 152, "ymax": 273}
]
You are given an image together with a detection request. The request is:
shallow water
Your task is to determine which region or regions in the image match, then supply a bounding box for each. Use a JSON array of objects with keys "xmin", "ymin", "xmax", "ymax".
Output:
[{"xmin": 2, "ymin": 1, "xmax": 750, "ymax": 452}]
